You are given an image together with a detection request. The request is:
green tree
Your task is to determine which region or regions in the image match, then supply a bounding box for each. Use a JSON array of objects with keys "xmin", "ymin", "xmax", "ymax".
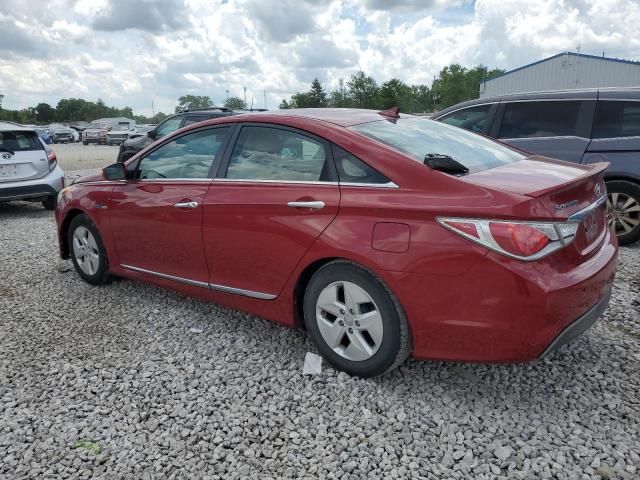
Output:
[
  {"xmin": 309, "ymin": 78, "xmax": 327, "ymax": 107},
  {"xmin": 378, "ymin": 78, "xmax": 413, "ymax": 112},
  {"xmin": 224, "ymin": 96, "xmax": 247, "ymax": 110},
  {"xmin": 279, "ymin": 99, "xmax": 291, "ymax": 109},
  {"xmin": 34, "ymin": 103, "xmax": 55, "ymax": 123},
  {"xmin": 347, "ymin": 71, "xmax": 379, "ymax": 108},
  {"xmin": 431, "ymin": 64, "xmax": 505, "ymax": 110},
  {"xmin": 176, "ymin": 95, "xmax": 214, "ymax": 112}
]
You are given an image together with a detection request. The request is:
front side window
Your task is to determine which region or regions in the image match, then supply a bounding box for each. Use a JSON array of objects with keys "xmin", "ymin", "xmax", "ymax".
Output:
[
  {"xmin": 592, "ymin": 101, "xmax": 640, "ymax": 139},
  {"xmin": 136, "ymin": 127, "xmax": 229, "ymax": 179},
  {"xmin": 350, "ymin": 118, "xmax": 524, "ymax": 173},
  {"xmin": 226, "ymin": 126, "xmax": 329, "ymax": 182},
  {"xmin": 154, "ymin": 116, "xmax": 183, "ymax": 137},
  {"xmin": 439, "ymin": 104, "xmax": 491, "ymax": 134},
  {"xmin": 183, "ymin": 115, "xmax": 212, "ymax": 127},
  {"xmin": 498, "ymin": 101, "xmax": 583, "ymax": 138}
]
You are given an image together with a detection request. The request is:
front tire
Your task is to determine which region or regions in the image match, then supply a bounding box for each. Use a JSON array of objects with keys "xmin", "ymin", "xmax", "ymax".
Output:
[
  {"xmin": 303, "ymin": 261, "xmax": 411, "ymax": 377},
  {"xmin": 68, "ymin": 214, "xmax": 111, "ymax": 285},
  {"xmin": 606, "ymin": 180, "xmax": 640, "ymax": 246}
]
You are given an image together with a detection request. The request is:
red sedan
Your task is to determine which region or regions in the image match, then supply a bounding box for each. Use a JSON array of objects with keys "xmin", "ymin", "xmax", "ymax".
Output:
[{"xmin": 55, "ymin": 108, "xmax": 618, "ymax": 377}]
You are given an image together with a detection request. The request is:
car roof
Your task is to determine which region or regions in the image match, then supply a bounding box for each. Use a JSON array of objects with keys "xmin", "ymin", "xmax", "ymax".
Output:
[
  {"xmin": 0, "ymin": 121, "xmax": 36, "ymax": 132},
  {"xmin": 221, "ymin": 108, "xmax": 414, "ymax": 127},
  {"xmin": 434, "ymin": 86, "xmax": 640, "ymax": 117}
]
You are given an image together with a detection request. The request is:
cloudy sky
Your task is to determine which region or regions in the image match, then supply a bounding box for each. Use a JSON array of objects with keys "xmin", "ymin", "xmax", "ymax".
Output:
[{"xmin": 1, "ymin": 0, "xmax": 639, "ymax": 115}]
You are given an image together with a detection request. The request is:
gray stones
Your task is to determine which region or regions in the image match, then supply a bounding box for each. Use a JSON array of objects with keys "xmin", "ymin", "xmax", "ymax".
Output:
[{"xmin": 0, "ymin": 192, "xmax": 639, "ymax": 479}]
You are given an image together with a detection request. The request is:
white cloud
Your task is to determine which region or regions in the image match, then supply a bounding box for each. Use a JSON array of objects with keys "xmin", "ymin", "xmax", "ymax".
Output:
[{"xmin": 0, "ymin": 0, "xmax": 639, "ymax": 115}]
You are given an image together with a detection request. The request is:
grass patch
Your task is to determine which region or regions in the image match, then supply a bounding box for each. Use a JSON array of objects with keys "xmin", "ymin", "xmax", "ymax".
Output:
[{"xmin": 73, "ymin": 440, "xmax": 102, "ymax": 454}]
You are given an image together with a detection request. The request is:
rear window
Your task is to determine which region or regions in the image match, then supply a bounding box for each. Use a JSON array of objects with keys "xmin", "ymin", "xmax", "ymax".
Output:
[
  {"xmin": 0, "ymin": 131, "xmax": 43, "ymax": 152},
  {"xmin": 498, "ymin": 101, "xmax": 582, "ymax": 138},
  {"xmin": 592, "ymin": 101, "xmax": 640, "ymax": 138},
  {"xmin": 350, "ymin": 118, "xmax": 524, "ymax": 173}
]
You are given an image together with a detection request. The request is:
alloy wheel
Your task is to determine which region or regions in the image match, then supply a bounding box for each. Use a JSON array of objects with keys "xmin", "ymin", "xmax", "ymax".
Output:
[
  {"xmin": 315, "ymin": 281, "xmax": 384, "ymax": 361},
  {"xmin": 72, "ymin": 226, "xmax": 100, "ymax": 276},
  {"xmin": 607, "ymin": 192, "xmax": 640, "ymax": 236}
]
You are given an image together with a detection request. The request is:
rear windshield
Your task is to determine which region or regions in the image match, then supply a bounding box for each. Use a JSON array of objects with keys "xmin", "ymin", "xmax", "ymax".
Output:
[
  {"xmin": 350, "ymin": 118, "xmax": 525, "ymax": 173},
  {"xmin": 0, "ymin": 131, "xmax": 43, "ymax": 152}
]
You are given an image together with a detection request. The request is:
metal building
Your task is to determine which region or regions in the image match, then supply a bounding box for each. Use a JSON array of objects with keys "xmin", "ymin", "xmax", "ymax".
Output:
[{"xmin": 480, "ymin": 52, "xmax": 640, "ymax": 98}]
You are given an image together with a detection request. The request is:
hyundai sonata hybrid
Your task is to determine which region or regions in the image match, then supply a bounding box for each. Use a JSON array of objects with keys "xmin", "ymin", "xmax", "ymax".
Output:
[{"xmin": 55, "ymin": 108, "xmax": 617, "ymax": 377}]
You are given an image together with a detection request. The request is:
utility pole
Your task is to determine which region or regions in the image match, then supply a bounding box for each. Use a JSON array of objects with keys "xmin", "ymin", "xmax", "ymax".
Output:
[
  {"xmin": 151, "ymin": 100, "xmax": 155, "ymax": 118},
  {"xmin": 226, "ymin": 90, "xmax": 229, "ymax": 101},
  {"xmin": 576, "ymin": 43, "xmax": 581, "ymax": 86},
  {"xmin": 243, "ymin": 87, "xmax": 247, "ymax": 108},
  {"xmin": 263, "ymin": 90, "xmax": 267, "ymax": 109}
]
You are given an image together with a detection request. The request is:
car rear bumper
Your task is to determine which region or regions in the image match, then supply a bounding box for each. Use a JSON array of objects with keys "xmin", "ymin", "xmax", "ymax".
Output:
[
  {"xmin": 0, "ymin": 166, "xmax": 65, "ymax": 202},
  {"xmin": 384, "ymin": 228, "xmax": 618, "ymax": 363},
  {"xmin": 540, "ymin": 286, "xmax": 611, "ymax": 357}
]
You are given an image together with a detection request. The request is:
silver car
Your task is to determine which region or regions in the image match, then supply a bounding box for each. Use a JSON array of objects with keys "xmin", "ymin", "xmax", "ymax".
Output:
[{"xmin": 0, "ymin": 122, "xmax": 65, "ymax": 210}]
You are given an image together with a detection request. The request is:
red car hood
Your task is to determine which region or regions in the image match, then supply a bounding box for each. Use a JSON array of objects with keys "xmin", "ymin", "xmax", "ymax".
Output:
[{"xmin": 73, "ymin": 172, "xmax": 104, "ymax": 184}]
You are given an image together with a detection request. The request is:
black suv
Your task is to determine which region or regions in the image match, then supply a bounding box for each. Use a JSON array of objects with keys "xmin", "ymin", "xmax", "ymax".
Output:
[{"xmin": 117, "ymin": 107, "xmax": 237, "ymax": 163}]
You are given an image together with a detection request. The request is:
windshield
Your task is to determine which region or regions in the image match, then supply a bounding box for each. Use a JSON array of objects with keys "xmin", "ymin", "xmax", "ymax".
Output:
[
  {"xmin": 0, "ymin": 131, "xmax": 44, "ymax": 151},
  {"xmin": 88, "ymin": 123, "xmax": 104, "ymax": 129},
  {"xmin": 350, "ymin": 117, "xmax": 525, "ymax": 173}
]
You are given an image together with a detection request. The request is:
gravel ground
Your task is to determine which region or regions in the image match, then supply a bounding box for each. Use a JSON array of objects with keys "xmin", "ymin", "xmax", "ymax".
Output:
[
  {"xmin": 1, "ymin": 190, "xmax": 639, "ymax": 479},
  {"xmin": 51, "ymin": 143, "xmax": 119, "ymax": 171}
]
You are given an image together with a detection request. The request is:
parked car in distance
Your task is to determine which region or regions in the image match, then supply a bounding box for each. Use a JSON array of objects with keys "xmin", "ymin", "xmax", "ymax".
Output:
[
  {"xmin": 56, "ymin": 109, "xmax": 617, "ymax": 377},
  {"xmin": 82, "ymin": 122, "xmax": 111, "ymax": 145},
  {"xmin": 116, "ymin": 108, "xmax": 236, "ymax": 162},
  {"xmin": 106, "ymin": 122, "xmax": 137, "ymax": 146},
  {"xmin": 34, "ymin": 127, "xmax": 53, "ymax": 145},
  {"xmin": 127, "ymin": 124, "xmax": 156, "ymax": 140},
  {"xmin": 432, "ymin": 88, "xmax": 640, "ymax": 245},
  {"xmin": 53, "ymin": 127, "xmax": 79, "ymax": 143},
  {"xmin": 1, "ymin": 121, "xmax": 64, "ymax": 210}
]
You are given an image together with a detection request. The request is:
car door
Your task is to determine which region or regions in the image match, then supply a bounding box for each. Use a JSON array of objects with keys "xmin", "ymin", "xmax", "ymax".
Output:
[
  {"xmin": 202, "ymin": 124, "xmax": 340, "ymax": 298},
  {"xmin": 494, "ymin": 99, "xmax": 596, "ymax": 163},
  {"xmin": 109, "ymin": 126, "xmax": 232, "ymax": 284}
]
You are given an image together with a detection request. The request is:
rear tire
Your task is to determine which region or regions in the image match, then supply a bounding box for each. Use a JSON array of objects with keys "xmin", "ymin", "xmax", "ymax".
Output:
[
  {"xmin": 606, "ymin": 180, "xmax": 640, "ymax": 246},
  {"xmin": 42, "ymin": 195, "xmax": 57, "ymax": 210},
  {"xmin": 82, "ymin": 141, "xmax": 88, "ymax": 146},
  {"xmin": 303, "ymin": 260, "xmax": 411, "ymax": 377},
  {"xmin": 68, "ymin": 214, "xmax": 111, "ymax": 285}
]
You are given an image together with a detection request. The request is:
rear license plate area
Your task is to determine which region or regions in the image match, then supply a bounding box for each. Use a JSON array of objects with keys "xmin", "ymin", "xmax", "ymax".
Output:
[{"xmin": 0, "ymin": 164, "xmax": 18, "ymax": 178}]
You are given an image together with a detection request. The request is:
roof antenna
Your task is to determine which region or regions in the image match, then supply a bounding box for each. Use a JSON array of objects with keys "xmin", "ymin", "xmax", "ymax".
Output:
[{"xmin": 379, "ymin": 107, "xmax": 400, "ymax": 119}]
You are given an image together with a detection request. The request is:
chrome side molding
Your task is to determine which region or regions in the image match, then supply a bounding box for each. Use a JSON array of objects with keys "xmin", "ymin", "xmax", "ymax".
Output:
[
  {"xmin": 569, "ymin": 195, "xmax": 607, "ymax": 221},
  {"xmin": 121, "ymin": 264, "xmax": 276, "ymax": 300}
]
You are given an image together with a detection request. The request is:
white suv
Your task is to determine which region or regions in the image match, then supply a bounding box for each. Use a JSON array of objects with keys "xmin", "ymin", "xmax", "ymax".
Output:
[{"xmin": 0, "ymin": 122, "xmax": 65, "ymax": 210}]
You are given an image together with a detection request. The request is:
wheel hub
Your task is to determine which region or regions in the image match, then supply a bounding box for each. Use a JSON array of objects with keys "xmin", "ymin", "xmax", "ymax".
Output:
[{"xmin": 315, "ymin": 281, "xmax": 384, "ymax": 362}]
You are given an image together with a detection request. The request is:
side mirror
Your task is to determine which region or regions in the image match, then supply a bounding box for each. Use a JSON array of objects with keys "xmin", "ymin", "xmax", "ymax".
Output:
[
  {"xmin": 147, "ymin": 129, "xmax": 156, "ymax": 139},
  {"xmin": 103, "ymin": 162, "xmax": 126, "ymax": 181}
]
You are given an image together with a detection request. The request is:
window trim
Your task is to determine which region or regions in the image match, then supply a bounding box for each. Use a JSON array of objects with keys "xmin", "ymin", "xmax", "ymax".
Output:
[
  {"xmin": 216, "ymin": 123, "xmax": 339, "ymax": 184},
  {"xmin": 131, "ymin": 124, "xmax": 235, "ymax": 182}
]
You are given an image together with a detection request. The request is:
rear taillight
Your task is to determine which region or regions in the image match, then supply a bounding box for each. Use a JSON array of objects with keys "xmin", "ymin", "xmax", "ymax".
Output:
[
  {"xmin": 47, "ymin": 149, "xmax": 57, "ymax": 171},
  {"xmin": 437, "ymin": 218, "xmax": 579, "ymax": 260}
]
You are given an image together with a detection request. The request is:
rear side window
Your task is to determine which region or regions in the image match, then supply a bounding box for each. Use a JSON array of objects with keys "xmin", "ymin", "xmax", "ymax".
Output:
[
  {"xmin": 439, "ymin": 104, "xmax": 491, "ymax": 134},
  {"xmin": 592, "ymin": 101, "xmax": 640, "ymax": 138},
  {"xmin": 332, "ymin": 145, "xmax": 390, "ymax": 184},
  {"xmin": 0, "ymin": 131, "xmax": 43, "ymax": 151},
  {"xmin": 226, "ymin": 126, "xmax": 330, "ymax": 182},
  {"xmin": 498, "ymin": 101, "xmax": 582, "ymax": 138}
]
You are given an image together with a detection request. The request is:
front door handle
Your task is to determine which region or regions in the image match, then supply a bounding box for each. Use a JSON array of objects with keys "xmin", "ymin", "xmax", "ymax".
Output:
[
  {"xmin": 287, "ymin": 201, "xmax": 325, "ymax": 210},
  {"xmin": 174, "ymin": 201, "xmax": 199, "ymax": 209}
]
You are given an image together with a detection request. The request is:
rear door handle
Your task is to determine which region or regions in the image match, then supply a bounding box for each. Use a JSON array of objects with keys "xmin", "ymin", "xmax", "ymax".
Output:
[
  {"xmin": 287, "ymin": 201, "xmax": 325, "ymax": 210},
  {"xmin": 173, "ymin": 201, "xmax": 199, "ymax": 209}
]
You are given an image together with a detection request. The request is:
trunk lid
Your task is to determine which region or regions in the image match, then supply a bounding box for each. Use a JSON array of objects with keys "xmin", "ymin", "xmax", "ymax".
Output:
[
  {"xmin": 0, "ymin": 129, "xmax": 51, "ymax": 183},
  {"xmin": 461, "ymin": 156, "xmax": 609, "ymax": 257}
]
